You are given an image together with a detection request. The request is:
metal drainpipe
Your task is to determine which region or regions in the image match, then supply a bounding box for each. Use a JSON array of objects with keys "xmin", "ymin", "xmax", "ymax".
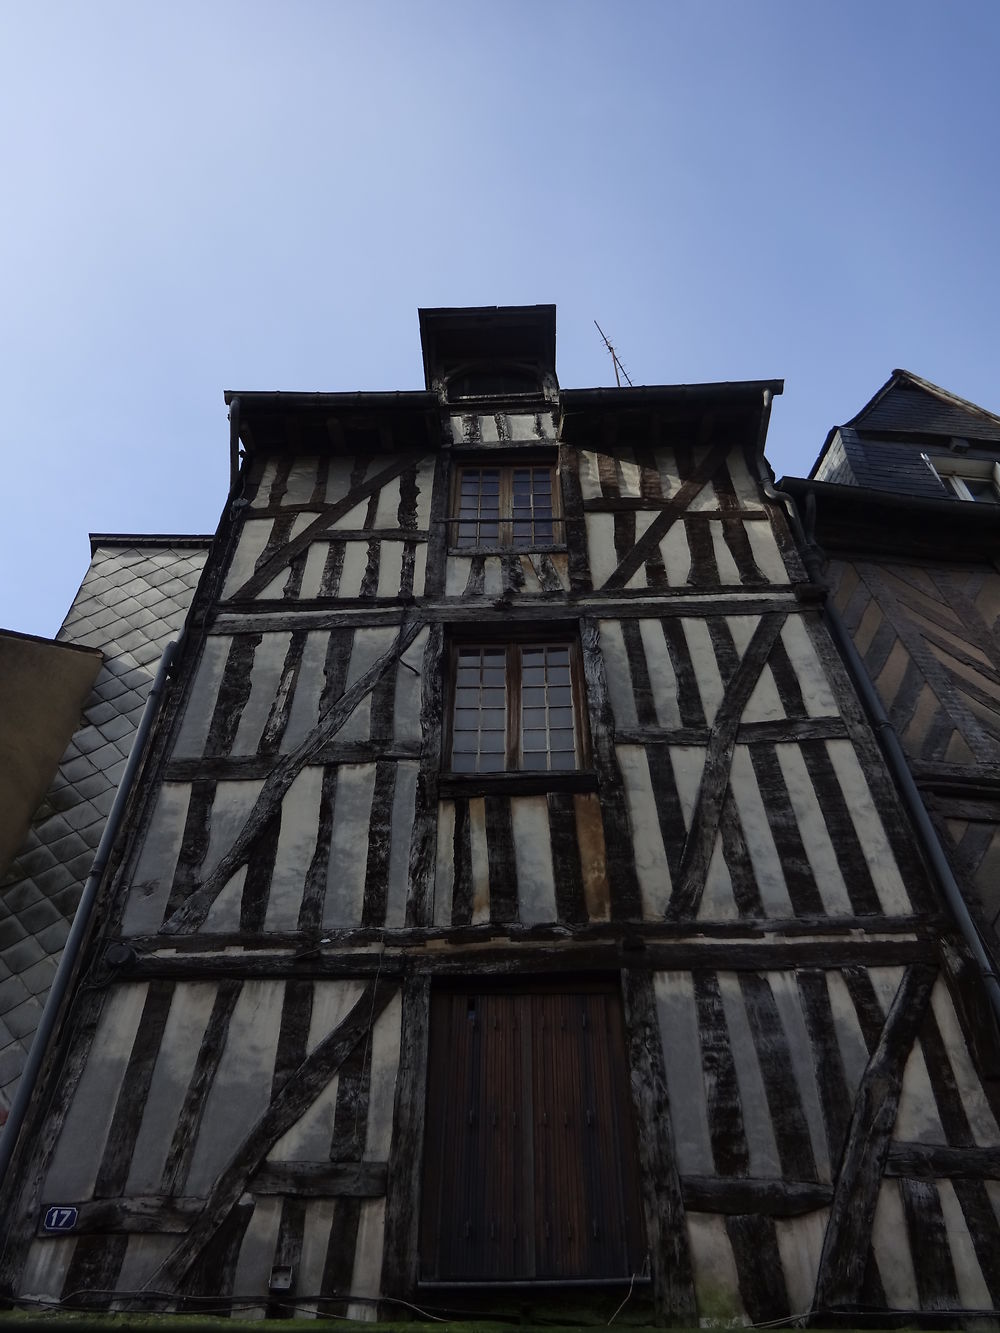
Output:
[
  {"xmin": 755, "ymin": 445, "xmax": 1000, "ymax": 1025},
  {"xmin": 0, "ymin": 635, "xmax": 183, "ymax": 1192}
]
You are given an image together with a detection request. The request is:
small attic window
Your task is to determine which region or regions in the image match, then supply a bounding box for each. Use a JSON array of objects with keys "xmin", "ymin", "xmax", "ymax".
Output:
[{"xmin": 447, "ymin": 366, "xmax": 541, "ymax": 401}]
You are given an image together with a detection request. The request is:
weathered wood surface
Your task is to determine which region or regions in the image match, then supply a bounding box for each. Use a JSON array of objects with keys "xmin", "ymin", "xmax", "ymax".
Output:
[{"xmin": 680, "ymin": 1175, "xmax": 832, "ymax": 1215}]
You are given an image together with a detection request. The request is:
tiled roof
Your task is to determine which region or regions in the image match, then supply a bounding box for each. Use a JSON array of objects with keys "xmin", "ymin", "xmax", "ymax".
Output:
[{"xmin": 0, "ymin": 540, "xmax": 209, "ymax": 1111}]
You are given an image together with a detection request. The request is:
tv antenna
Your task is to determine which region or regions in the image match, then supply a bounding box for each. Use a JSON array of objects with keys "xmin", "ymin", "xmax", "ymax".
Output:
[{"xmin": 594, "ymin": 320, "xmax": 633, "ymax": 388}]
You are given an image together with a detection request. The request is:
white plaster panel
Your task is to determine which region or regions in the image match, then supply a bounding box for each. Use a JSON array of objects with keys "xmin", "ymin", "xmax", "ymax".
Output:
[
  {"xmin": 670, "ymin": 745, "xmax": 703, "ymax": 832},
  {"xmin": 123, "ymin": 782, "xmax": 192, "ymax": 935},
  {"xmin": 233, "ymin": 1195, "xmax": 282, "ymax": 1310},
  {"xmin": 394, "ymin": 629, "xmax": 426, "ymax": 748},
  {"xmin": 264, "ymin": 766, "xmax": 325, "ymax": 931},
  {"xmin": 125, "ymin": 981, "xmax": 217, "ymax": 1192},
  {"xmin": 683, "ymin": 618, "xmax": 725, "ymax": 726},
  {"xmin": 512, "ymin": 796, "xmax": 558, "ymax": 924},
  {"xmin": 872, "ymin": 1181, "xmax": 919, "ymax": 1308},
  {"xmin": 597, "ymin": 620, "xmax": 638, "ymax": 729},
  {"xmin": 373, "ymin": 476, "xmax": 402, "ymax": 529},
  {"xmin": 729, "ymin": 747, "xmax": 794, "ymax": 917},
  {"xmin": 414, "ymin": 458, "xmax": 435, "ymax": 528},
  {"xmin": 659, "ymin": 523, "xmax": 691, "ymax": 586},
  {"xmin": 746, "ymin": 518, "xmax": 790, "ymax": 584},
  {"xmin": 412, "ymin": 542, "xmax": 427, "ymax": 597},
  {"xmin": 283, "ymin": 457, "xmax": 320, "ymax": 506},
  {"xmin": 222, "ymin": 519, "xmax": 271, "ymax": 599},
  {"xmin": 46, "ymin": 984, "xmax": 149, "ymax": 1199},
  {"xmin": 654, "ymin": 448, "xmax": 681, "ymax": 500},
  {"xmin": 270, "ymin": 1075, "xmax": 341, "ymax": 1162},
  {"xmin": 775, "ymin": 744, "xmax": 853, "ymax": 916},
  {"xmin": 509, "ymin": 411, "xmax": 542, "ymax": 441},
  {"xmin": 20, "ymin": 1239, "xmax": 75, "ymax": 1304},
  {"xmin": 377, "ymin": 541, "xmax": 404, "ymax": 599},
  {"xmin": 483, "ymin": 557, "xmax": 503, "ymax": 598},
  {"xmin": 116, "ymin": 1236, "xmax": 176, "ymax": 1295},
  {"xmin": 726, "ymin": 450, "xmax": 766, "ymax": 510},
  {"xmin": 173, "ymin": 635, "xmax": 231, "ymax": 758},
  {"xmin": 895, "ymin": 1037, "xmax": 948, "ymax": 1144},
  {"xmin": 300, "ymin": 541, "xmax": 330, "ymax": 599},
  {"xmin": 775, "ymin": 1209, "xmax": 829, "ymax": 1315},
  {"xmin": 324, "ymin": 764, "xmax": 377, "ymax": 926},
  {"xmin": 203, "ymin": 779, "xmax": 264, "ymax": 879},
  {"xmin": 233, "ymin": 631, "xmax": 292, "ymax": 755},
  {"xmin": 337, "ymin": 540, "xmax": 369, "ymax": 597},
  {"xmin": 434, "ymin": 801, "xmax": 456, "ymax": 928},
  {"xmin": 586, "ymin": 513, "xmax": 617, "ymax": 586},
  {"xmin": 323, "ymin": 457, "xmax": 355, "ymax": 507},
  {"xmin": 338, "ymin": 626, "xmax": 397, "ymax": 741},
  {"xmin": 781, "ymin": 616, "xmax": 838, "ymax": 716},
  {"xmin": 186, "ymin": 980, "xmax": 285, "ymax": 1194},
  {"xmin": 937, "ymin": 1179, "xmax": 994, "ymax": 1310},
  {"xmin": 520, "ymin": 556, "xmax": 543, "ymax": 594},
  {"xmin": 307, "ymin": 980, "xmax": 367, "ymax": 1055},
  {"xmin": 251, "ymin": 459, "xmax": 278, "ymax": 507},
  {"xmin": 825, "ymin": 970, "xmax": 874, "ymax": 1097},
  {"xmin": 469, "ymin": 796, "xmax": 491, "ymax": 926},
  {"xmin": 824, "ymin": 740, "xmax": 910, "ymax": 914},
  {"xmin": 686, "ymin": 1213, "xmax": 746, "ymax": 1325},
  {"xmin": 698, "ymin": 837, "xmax": 738, "ymax": 921},
  {"xmin": 479, "ymin": 414, "xmax": 500, "ymax": 444},
  {"xmin": 616, "ymin": 744, "xmax": 671, "ymax": 918},
  {"xmin": 654, "ymin": 971, "xmax": 714, "ymax": 1174},
  {"xmin": 741, "ymin": 665, "xmax": 785, "ymax": 723},
  {"xmin": 619, "ymin": 456, "xmax": 641, "ymax": 499},
  {"xmin": 348, "ymin": 1198, "xmax": 386, "ymax": 1318},
  {"xmin": 365, "ymin": 989, "xmax": 402, "ymax": 1161},
  {"xmin": 203, "ymin": 865, "xmax": 247, "ymax": 933},
  {"xmin": 718, "ymin": 972, "xmax": 783, "ymax": 1177},
  {"xmin": 331, "ymin": 500, "xmax": 371, "ymax": 531},
  {"xmin": 639, "ymin": 618, "xmax": 681, "ymax": 728},
  {"xmin": 768, "ymin": 970, "xmax": 832, "ymax": 1182},
  {"xmin": 298, "ymin": 1200, "xmax": 337, "ymax": 1306},
  {"xmin": 446, "ymin": 556, "xmax": 471, "ymax": 598},
  {"xmin": 710, "ymin": 521, "xmax": 742, "ymax": 585},
  {"xmin": 386, "ymin": 763, "xmax": 418, "ymax": 929},
  {"xmin": 930, "ymin": 980, "xmax": 1000, "ymax": 1144},
  {"xmin": 578, "ymin": 450, "xmax": 602, "ymax": 502},
  {"xmin": 256, "ymin": 513, "xmax": 314, "ymax": 599}
]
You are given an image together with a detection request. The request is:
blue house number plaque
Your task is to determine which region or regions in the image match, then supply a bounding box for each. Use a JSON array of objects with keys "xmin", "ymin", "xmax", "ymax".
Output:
[{"xmin": 42, "ymin": 1206, "xmax": 78, "ymax": 1232}]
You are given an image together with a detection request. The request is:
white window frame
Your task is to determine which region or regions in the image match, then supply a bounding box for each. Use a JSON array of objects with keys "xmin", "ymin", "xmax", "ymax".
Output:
[{"xmin": 922, "ymin": 454, "xmax": 1000, "ymax": 503}]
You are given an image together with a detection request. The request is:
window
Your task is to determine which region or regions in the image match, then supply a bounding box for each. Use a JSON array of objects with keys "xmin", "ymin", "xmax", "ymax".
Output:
[
  {"xmin": 924, "ymin": 454, "xmax": 1000, "ymax": 503},
  {"xmin": 447, "ymin": 367, "xmax": 541, "ymax": 400},
  {"xmin": 419, "ymin": 985, "xmax": 647, "ymax": 1285},
  {"xmin": 449, "ymin": 641, "xmax": 585, "ymax": 773},
  {"xmin": 450, "ymin": 463, "xmax": 563, "ymax": 550}
]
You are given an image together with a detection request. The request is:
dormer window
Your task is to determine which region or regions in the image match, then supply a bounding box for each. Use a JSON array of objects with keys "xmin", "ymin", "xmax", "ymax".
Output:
[
  {"xmin": 923, "ymin": 454, "xmax": 1000, "ymax": 504},
  {"xmin": 447, "ymin": 365, "xmax": 541, "ymax": 401}
]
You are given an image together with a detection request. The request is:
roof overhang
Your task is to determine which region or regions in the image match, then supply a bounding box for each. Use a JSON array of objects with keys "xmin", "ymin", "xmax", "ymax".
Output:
[
  {"xmin": 418, "ymin": 305, "xmax": 557, "ymax": 390},
  {"xmin": 559, "ymin": 380, "xmax": 783, "ymax": 450}
]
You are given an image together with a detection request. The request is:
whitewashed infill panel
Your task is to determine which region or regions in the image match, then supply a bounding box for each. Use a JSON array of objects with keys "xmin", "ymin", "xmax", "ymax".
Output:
[
  {"xmin": 203, "ymin": 779, "xmax": 265, "ymax": 881},
  {"xmin": 659, "ymin": 523, "xmax": 691, "ymax": 586},
  {"xmin": 768, "ymin": 970, "xmax": 832, "ymax": 1182},
  {"xmin": 203, "ymin": 866, "xmax": 248, "ymax": 932},
  {"xmin": 775, "ymin": 745, "xmax": 853, "ymax": 916},
  {"xmin": 251, "ymin": 459, "xmax": 278, "ymax": 507},
  {"xmin": 871, "ymin": 1181, "xmax": 919, "ymax": 1309},
  {"xmin": 376, "ymin": 541, "xmax": 404, "ymax": 599},
  {"xmin": 233, "ymin": 631, "xmax": 293, "ymax": 754},
  {"xmin": 730, "ymin": 618, "xmax": 784, "ymax": 723},
  {"xmin": 598, "ymin": 620, "xmax": 638, "ymax": 729},
  {"xmin": 616, "ymin": 744, "xmax": 672, "ymax": 919},
  {"xmin": 385, "ymin": 762, "xmax": 419, "ymax": 928},
  {"xmin": 574, "ymin": 792, "xmax": 610, "ymax": 921},
  {"xmin": 824, "ymin": 740, "xmax": 911, "ymax": 915},
  {"xmin": 745, "ymin": 518, "xmax": 791, "ymax": 585},
  {"xmin": 654, "ymin": 448, "xmax": 681, "ymax": 501},
  {"xmin": 929, "ymin": 982, "xmax": 1000, "ymax": 1144},
  {"xmin": 269, "ymin": 1073, "xmax": 341, "ymax": 1162},
  {"xmin": 258, "ymin": 513, "xmax": 315, "ymax": 600},
  {"xmin": 308, "ymin": 980, "xmax": 368, "ymax": 1057},
  {"xmin": 682, "ymin": 618, "xmax": 725, "ymax": 726},
  {"xmin": 937, "ymin": 1180, "xmax": 994, "ymax": 1310},
  {"xmin": 586, "ymin": 513, "xmax": 617, "ymax": 587},
  {"xmin": 324, "ymin": 764, "xmax": 378, "ymax": 926},
  {"xmin": 618, "ymin": 455, "xmax": 641, "ymax": 499},
  {"xmin": 222, "ymin": 520, "xmax": 271, "ymax": 599},
  {"xmin": 373, "ymin": 476, "xmax": 402, "ymax": 529},
  {"xmin": 283, "ymin": 457, "xmax": 321, "ymax": 506},
  {"xmin": 322, "ymin": 457, "xmax": 356, "ymax": 508},
  {"xmin": 299, "ymin": 541, "xmax": 330, "ymax": 599},
  {"xmin": 445, "ymin": 556, "xmax": 471, "ymax": 598},
  {"xmin": 894, "ymin": 1024, "xmax": 949, "ymax": 1145},
  {"xmin": 653, "ymin": 971, "xmax": 714, "ymax": 1175},
  {"xmin": 726, "ymin": 450, "xmax": 767, "ymax": 510},
  {"xmin": 412, "ymin": 542, "xmax": 427, "ymax": 598},
  {"xmin": 519, "ymin": 556, "xmax": 543, "ymax": 595},
  {"xmin": 434, "ymin": 801, "xmax": 456, "ymax": 929},
  {"xmin": 478, "ymin": 414, "xmax": 502, "ymax": 444},
  {"xmin": 825, "ymin": 971, "xmax": 875, "ymax": 1097},
  {"xmin": 122, "ymin": 783, "xmax": 192, "ymax": 935},
  {"xmin": 394, "ymin": 629, "xmax": 426, "ymax": 749},
  {"xmin": 670, "ymin": 744, "xmax": 704, "ymax": 831},
  {"xmin": 185, "ymin": 980, "xmax": 286, "ymax": 1194},
  {"xmin": 281, "ymin": 631, "xmax": 334, "ymax": 752},
  {"xmin": 685, "ymin": 453, "xmax": 719, "ymax": 512},
  {"xmin": 339, "ymin": 626, "xmax": 398, "ymax": 744},
  {"xmin": 639, "ymin": 618, "xmax": 681, "ymax": 728},
  {"xmin": 511, "ymin": 796, "xmax": 558, "ymax": 924},
  {"xmin": 233, "ymin": 1194, "xmax": 283, "ymax": 1313},
  {"xmin": 45, "ymin": 985, "xmax": 150, "ymax": 1200},
  {"xmin": 483, "ymin": 558, "xmax": 503, "ymax": 598},
  {"xmin": 337, "ymin": 541, "xmax": 369, "ymax": 597},
  {"xmin": 686, "ymin": 1213, "xmax": 747, "ymax": 1325},
  {"xmin": 263, "ymin": 767, "xmax": 325, "ymax": 932},
  {"xmin": 577, "ymin": 450, "xmax": 602, "ymax": 502},
  {"xmin": 19, "ymin": 1238, "xmax": 75, "ymax": 1304},
  {"xmin": 348, "ymin": 1197, "xmax": 386, "ymax": 1319},
  {"xmin": 173, "ymin": 636, "xmax": 231, "ymax": 758},
  {"xmin": 468, "ymin": 797, "xmax": 491, "ymax": 926},
  {"xmin": 298, "ymin": 1200, "xmax": 337, "ymax": 1306},
  {"xmin": 709, "ymin": 522, "xmax": 742, "ymax": 586},
  {"xmin": 116, "ymin": 1236, "xmax": 175, "ymax": 1296},
  {"xmin": 125, "ymin": 982, "xmax": 219, "ymax": 1193},
  {"xmin": 365, "ymin": 989, "xmax": 402, "ymax": 1161},
  {"xmin": 698, "ymin": 840, "xmax": 738, "ymax": 922},
  {"xmin": 414, "ymin": 457, "xmax": 435, "ymax": 528},
  {"xmin": 728, "ymin": 747, "xmax": 795, "ymax": 918},
  {"xmin": 774, "ymin": 1210, "xmax": 829, "ymax": 1315},
  {"xmin": 780, "ymin": 617, "xmax": 838, "ymax": 717},
  {"xmin": 717, "ymin": 973, "xmax": 783, "ymax": 1178},
  {"xmin": 627, "ymin": 511, "xmax": 661, "ymax": 590}
]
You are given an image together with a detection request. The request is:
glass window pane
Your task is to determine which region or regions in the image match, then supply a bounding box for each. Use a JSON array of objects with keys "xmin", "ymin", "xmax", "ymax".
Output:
[
  {"xmin": 522, "ymin": 751, "xmax": 548, "ymax": 770},
  {"xmin": 523, "ymin": 708, "xmax": 547, "ymax": 729},
  {"xmin": 455, "ymin": 688, "xmax": 480, "ymax": 708},
  {"xmin": 548, "ymin": 687, "xmax": 572, "ymax": 707},
  {"xmin": 549, "ymin": 708, "xmax": 573, "ymax": 729},
  {"xmin": 547, "ymin": 647, "xmax": 570, "ymax": 665},
  {"xmin": 522, "ymin": 648, "xmax": 544, "ymax": 664},
  {"xmin": 550, "ymin": 730, "xmax": 575, "ymax": 751},
  {"xmin": 452, "ymin": 732, "xmax": 477, "ymax": 752},
  {"xmin": 523, "ymin": 666, "xmax": 545, "ymax": 685},
  {"xmin": 523, "ymin": 687, "xmax": 545, "ymax": 707},
  {"xmin": 481, "ymin": 688, "xmax": 505, "ymax": 707},
  {"xmin": 550, "ymin": 750, "xmax": 576, "ymax": 770},
  {"xmin": 452, "ymin": 752, "xmax": 477, "ymax": 772},
  {"xmin": 479, "ymin": 753, "xmax": 504, "ymax": 772}
]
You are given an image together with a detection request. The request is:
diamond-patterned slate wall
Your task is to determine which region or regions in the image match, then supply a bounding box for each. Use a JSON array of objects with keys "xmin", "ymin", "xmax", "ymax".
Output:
[{"xmin": 0, "ymin": 538, "xmax": 210, "ymax": 1112}]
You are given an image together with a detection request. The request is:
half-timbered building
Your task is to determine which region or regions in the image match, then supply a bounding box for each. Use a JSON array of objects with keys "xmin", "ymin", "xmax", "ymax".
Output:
[{"xmin": 3, "ymin": 313, "xmax": 1000, "ymax": 1324}]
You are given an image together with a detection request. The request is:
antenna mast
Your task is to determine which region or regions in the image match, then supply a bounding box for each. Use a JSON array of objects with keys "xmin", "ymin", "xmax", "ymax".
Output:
[{"xmin": 594, "ymin": 320, "xmax": 633, "ymax": 388}]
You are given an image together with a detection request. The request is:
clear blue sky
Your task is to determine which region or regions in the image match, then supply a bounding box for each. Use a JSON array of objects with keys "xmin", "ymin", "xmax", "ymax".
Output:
[{"xmin": 2, "ymin": 2, "xmax": 997, "ymax": 638}]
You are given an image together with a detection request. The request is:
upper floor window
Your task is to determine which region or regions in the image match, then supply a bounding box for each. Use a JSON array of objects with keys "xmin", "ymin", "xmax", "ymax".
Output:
[
  {"xmin": 449, "ymin": 641, "xmax": 585, "ymax": 773},
  {"xmin": 924, "ymin": 454, "xmax": 1000, "ymax": 504},
  {"xmin": 447, "ymin": 366, "xmax": 541, "ymax": 400},
  {"xmin": 451, "ymin": 463, "xmax": 563, "ymax": 550}
]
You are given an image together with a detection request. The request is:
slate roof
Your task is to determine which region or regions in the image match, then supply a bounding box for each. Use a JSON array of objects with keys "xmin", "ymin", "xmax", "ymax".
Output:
[{"xmin": 0, "ymin": 537, "xmax": 210, "ymax": 1112}]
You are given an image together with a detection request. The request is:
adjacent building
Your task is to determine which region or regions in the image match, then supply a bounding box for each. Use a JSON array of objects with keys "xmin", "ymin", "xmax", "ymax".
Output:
[{"xmin": 3, "ymin": 316, "xmax": 1000, "ymax": 1323}]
